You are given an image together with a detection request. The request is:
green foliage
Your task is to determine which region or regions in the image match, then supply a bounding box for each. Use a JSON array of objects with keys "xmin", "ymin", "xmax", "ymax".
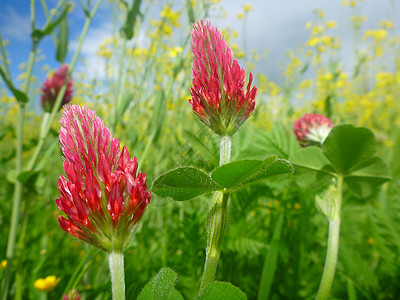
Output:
[
  {"xmin": 152, "ymin": 167, "xmax": 222, "ymax": 201},
  {"xmin": 212, "ymin": 157, "xmax": 294, "ymax": 189},
  {"xmin": 120, "ymin": 0, "xmax": 142, "ymax": 40},
  {"xmin": 290, "ymin": 125, "xmax": 391, "ymax": 198},
  {"xmin": 138, "ymin": 268, "xmax": 183, "ymax": 300},
  {"xmin": 0, "ymin": 1, "xmax": 399, "ymax": 300},
  {"xmin": 56, "ymin": 5, "xmax": 69, "ymax": 63},
  {"xmin": 0, "ymin": 67, "xmax": 28, "ymax": 103},
  {"xmin": 196, "ymin": 282, "xmax": 247, "ymax": 300},
  {"xmin": 32, "ymin": 2, "xmax": 70, "ymax": 43},
  {"xmin": 152, "ymin": 157, "xmax": 293, "ymax": 201},
  {"xmin": 257, "ymin": 214, "xmax": 283, "ymax": 300}
]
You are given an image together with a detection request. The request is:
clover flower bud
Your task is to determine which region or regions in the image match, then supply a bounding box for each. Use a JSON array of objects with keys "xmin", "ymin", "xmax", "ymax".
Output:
[
  {"xmin": 189, "ymin": 21, "xmax": 257, "ymax": 136},
  {"xmin": 293, "ymin": 113, "xmax": 333, "ymax": 146},
  {"xmin": 41, "ymin": 65, "xmax": 73, "ymax": 112}
]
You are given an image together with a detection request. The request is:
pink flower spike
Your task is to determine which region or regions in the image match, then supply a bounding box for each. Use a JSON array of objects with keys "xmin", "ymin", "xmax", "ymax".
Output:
[
  {"xmin": 41, "ymin": 65, "xmax": 74, "ymax": 112},
  {"xmin": 56, "ymin": 105, "xmax": 151, "ymax": 252},
  {"xmin": 189, "ymin": 20, "xmax": 257, "ymax": 136},
  {"xmin": 293, "ymin": 113, "xmax": 334, "ymax": 147}
]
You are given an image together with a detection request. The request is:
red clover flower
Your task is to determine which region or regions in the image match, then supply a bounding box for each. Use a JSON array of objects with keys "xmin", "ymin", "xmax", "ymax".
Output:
[
  {"xmin": 41, "ymin": 65, "xmax": 73, "ymax": 112},
  {"xmin": 189, "ymin": 20, "xmax": 257, "ymax": 136},
  {"xmin": 293, "ymin": 113, "xmax": 333, "ymax": 146},
  {"xmin": 56, "ymin": 105, "xmax": 151, "ymax": 252}
]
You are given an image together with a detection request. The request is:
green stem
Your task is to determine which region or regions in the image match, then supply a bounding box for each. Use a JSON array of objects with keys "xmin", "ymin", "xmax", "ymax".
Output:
[
  {"xmin": 0, "ymin": 31, "xmax": 11, "ymax": 77},
  {"xmin": 1, "ymin": 24, "xmax": 37, "ymax": 300},
  {"xmin": 39, "ymin": 0, "xmax": 65, "ymax": 45},
  {"xmin": 199, "ymin": 136, "xmax": 231, "ymax": 293},
  {"xmin": 113, "ymin": 37, "xmax": 127, "ymax": 131},
  {"xmin": 219, "ymin": 135, "xmax": 231, "ymax": 164},
  {"xmin": 316, "ymin": 176, "xmax": 343, "ymax": 300},
  {"xmin": 1, "ymin": 106, "xmax": 25, "ymax": 300},
  {"xmin": 108, "ymin": 252, "xmax": 126, "ymax": 300}
]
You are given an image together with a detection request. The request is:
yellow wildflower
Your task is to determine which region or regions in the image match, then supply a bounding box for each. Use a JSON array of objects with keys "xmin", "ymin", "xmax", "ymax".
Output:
[
  {"xmin": 162, "ymin": 24, "xmax": 173, "ymax": 35},
  {"xmin": 168, "ymin": 47, "xmax": 183, "ymax": 58},
  {"xmin": 299, "ymin": 79, "xmax": 313, "ymax": 89},
  {"xmin": 364, "ymin": 29, "xmax": 388, "ymax": 41},
  {"xmin": 1, "ymin": 260, "xmax": 7, "ymax": 269},
  {"xmin": 376, "ymin": 72, "xmax": 393, "ymax": 87},
  {"xmin": 379, "ymin": 20, "xmax": 394, "ymax": 29},
  {"xmin": 237, "ymin": 13, "xmax": 244, "ymax": 19},
  {"xmin": 268, "ymin": 82, "xmax": 281, "ymax": 96},
  {"xmin": 307, "ymin": 37, "xmax": 320, "ymax": 47},
  {"xmin": 305, "ymin": 21, "xmax": 312, "ymax": 29},
  {"xmin": 374, "ymin": 45, "xmax": 383, "ymax": 57},
  {"xmin": 326, "ymin": 20, "xmax": 337, "ymax": 29},
  {"xmin": 321, "ymin": 36, "xmax": 332, "ymax": 46},
  {"xmin": 243, "ymin": 4, "xmax": 252, "ymax": 12},
  {"xmin": 160, "ymin": 6, "xmax": 180, "ymax": 27},
  {"xmin": 323, "ymin": 72, "xmax": 333, "ymax": 81},
  {"xmin": 294, "ymin": 203, "xmax": 302, "ymax": 210},
  {"xmin": 236, "ymin": 51, "xmax": 245, "ymax": 59},
  {"xmin": 317, "ymin": 45, "xmax": 326, "ymax": 53},
  {"xmin": 313, "ymin": 9, "xmax": 325, "ymax": 18},
  {"xmin": 351, "ymin": 15, "xmax": 367, "ymax": 28},
  {"xmin": 349, "ymin": 0, "xmax": 356, "ymax": 7},
  {"xmin": 312, "ymin": 25, "xmax": 325, "ymax": 36},
  {"xmin": 34, "ymin": 276, "xmax": 60, "ymax": 292}
]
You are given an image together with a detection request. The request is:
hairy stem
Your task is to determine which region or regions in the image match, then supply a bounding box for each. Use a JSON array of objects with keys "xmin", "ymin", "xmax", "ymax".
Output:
[
  {"xmin": 108, "ymin": 252, "xmax": 126, "ymax": 300},
  {"xmin": 199, "ymin": 136, "xmax": 231, "ymax": 293},
  {"xmin": 316, "ymin": 175, "xmax": 343, "ymax": 300}
]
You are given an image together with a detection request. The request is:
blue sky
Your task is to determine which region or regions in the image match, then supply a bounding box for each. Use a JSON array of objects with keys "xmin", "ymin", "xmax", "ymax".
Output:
[{"xmin": 1, "ymin": 0, "xmax": 400, "ymax": 92}]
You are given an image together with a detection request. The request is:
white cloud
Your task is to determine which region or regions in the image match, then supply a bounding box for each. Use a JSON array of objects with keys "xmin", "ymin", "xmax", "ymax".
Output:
[{"xmin": 0, "ymin": 7, "xmax": 30, "ymax": 41}]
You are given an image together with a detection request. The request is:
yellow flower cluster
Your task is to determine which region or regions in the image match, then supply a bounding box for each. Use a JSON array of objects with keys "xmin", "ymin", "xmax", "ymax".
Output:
[
  {"xmin": 350, "ymin": 15, "xmax": 367, "ymax": 29},
  {"xmin": 149, "ymin": 5, "xmax": 181, "ymax": 38},
  {"xmin": 364, "ymin": 29, "xmax": 388, "ymax": 41}
]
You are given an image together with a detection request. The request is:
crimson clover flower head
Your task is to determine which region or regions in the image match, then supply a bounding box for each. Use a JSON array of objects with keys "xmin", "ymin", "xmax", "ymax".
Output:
[
  {"xmin": 41, "ymin": 65, "xmax": 73, "ymax": 112},
  {"xmin": 293, "ymin": 113, "xmax": 333, "ymax": 146},
  {"xmin": 56, "ymin": 105, "xmax": 151, "ymax": 252},
  {"xmin": 189, "ymin": 20, "xmax": 257, "ymax": 136}
]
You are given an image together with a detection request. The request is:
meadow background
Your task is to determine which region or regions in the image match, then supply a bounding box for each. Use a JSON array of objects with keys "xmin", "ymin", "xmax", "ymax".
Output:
[{"xmin": 1, "ymin": 0, "xmax": 400, "ymax": 299}]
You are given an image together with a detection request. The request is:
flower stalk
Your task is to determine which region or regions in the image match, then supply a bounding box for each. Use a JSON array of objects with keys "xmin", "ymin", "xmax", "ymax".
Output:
[
  {"xmin": 108, "ymin": 252, "xmax": 126, "ymax": 300},
  {"xmin": 1, "ymin": 33, "xmax": 37, "ymax": 300},
  {"xmin": 199, "ymin": 136, "xmax": 231, "ymax": 292},
  {"xmin": 316, "ymin": 175, "xmax": 343, "ymax": 300}
]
